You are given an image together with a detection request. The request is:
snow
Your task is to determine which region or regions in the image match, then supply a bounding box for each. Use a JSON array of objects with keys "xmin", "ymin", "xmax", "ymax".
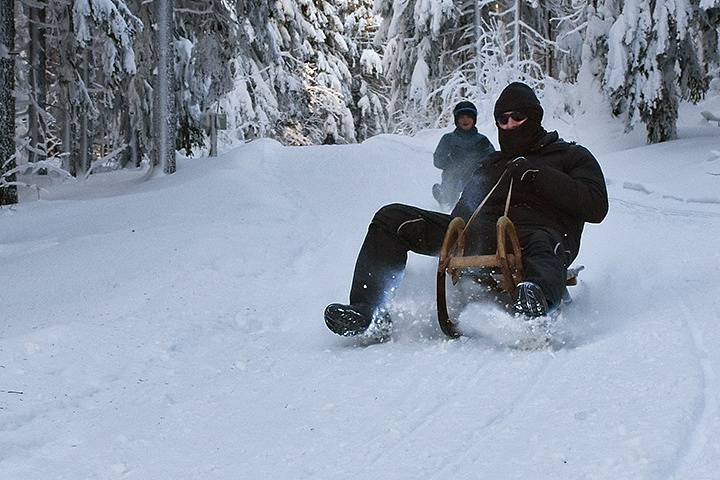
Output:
[
  {"xmin": 360, "ymin": 48, "xmax": 383, "ymax": 76},
  {"xmin": 413, "ymin": 0, "xmax": 454, "ymax": 37},
  {"xmin": 2, "ymin": 102, "xmax": 720, "ymax": 478},
  {"xmin": 72, "ymin": 0, "xmax": 141, "ymax": 75},
  {"xmin": 409, "ymin": 40, "xmax": 430, "ymax": 103}
]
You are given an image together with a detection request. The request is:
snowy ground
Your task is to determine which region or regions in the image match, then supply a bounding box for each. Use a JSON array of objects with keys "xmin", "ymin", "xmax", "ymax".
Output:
[{"xmin": 2, "ymin": 103, "xmax": 720, "ymax": 479}]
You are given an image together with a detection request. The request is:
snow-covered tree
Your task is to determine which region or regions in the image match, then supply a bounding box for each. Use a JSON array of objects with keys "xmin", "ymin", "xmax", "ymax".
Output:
[
  {"xmin": 459, "ymin": 1, "xmax": 549, "ymax": 103},
  {"xmin": 26, "ymin": 1, "xmax": 47, "ymax": 165},
  {"xmin": 577, "ymin": 0, "xmax": 617, "ymax": 86},
  {"xmin": 341, "ymin": 0, "xmax": 388, "ymax": 141},
  {"xmin": 374, "ymin": 0, "xmax": 458, "ymax": 132},
  {"xmin": 22, "ymin": 0, "xmax": 142, "ymax": 176},
  {"xmin": 0, "ymin": 0, "xmax": 17, "ymax": 205},
  {"xmin": 229, "ymin": 0, "xmax": 386, "ymax": 144},
  {"xmin": 697, "ymin": 1, "xmax": 720, "ymax": 87},
  {"xmin": 276, "ymin": 0, "xmax": 358, "ymax": 144},
  {"xmin": 602, "ymin": 0, "xmax": 711, "ymax": 142},
  {"xmin": 216, "ymin": 0, "xmax": 283, "ymax": 143},
  {"xmin": 354, "ymin": 47, "xmax": 388, "ymax": 140},
  {"xmin": 374, "ymin": 0, "xmax": 583, "ymax": 133},
  {"xmin": 308, "ymin": 0, "xmax": 358, "ymax": 143},
  {"xmin": 170, "ymin": 1, "xmax": 242, "ymax": 155}
]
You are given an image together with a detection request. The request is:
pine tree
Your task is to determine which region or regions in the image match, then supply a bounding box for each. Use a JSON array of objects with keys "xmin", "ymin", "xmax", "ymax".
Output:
[
  {"xmin": 697, "ymin": 0, "xmax": 720, "ymax": 84},
  {"xmin": 171, "ymin": 1, "xmax": 242, "ymax": 156},
  {"xmin": 279, "ymin": 0, "xmax": 357, "ymax": 144},
  {"xmin": 341, "ymin": 0, "xmax": 388, "ymax": 141},
  {"xmin": 375, "ymin": 0, "xmax": 458, "ymax": 132},
  {"xmin": 218, "ymin": 0, "xmax": 286, "ymax": 142},
  {"xmin": 602, "ymin": 0, "xmax": 711, "ymax": 142},
  {"xmin": 374, "ymin": 0, "xmax": 578, "ymax": 133},
  {"xmin": 28, "ymin": 0, "xmax": 143, "ymax": 176},
  {"xmin": 578, "ymin": 0, "xmax": 619, "ymax": 89}
]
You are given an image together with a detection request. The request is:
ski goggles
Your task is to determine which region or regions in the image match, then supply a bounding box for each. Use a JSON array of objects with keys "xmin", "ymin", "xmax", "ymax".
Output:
[{"xmin": 495, "ymin": 111, "xmax": 528, "ymax": 125}]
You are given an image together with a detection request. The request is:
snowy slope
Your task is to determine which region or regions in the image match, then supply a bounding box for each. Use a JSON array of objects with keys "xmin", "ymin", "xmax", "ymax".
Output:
[{"xmin": 2, "ymin": 116, "xmax": 720, "ymax": 479}]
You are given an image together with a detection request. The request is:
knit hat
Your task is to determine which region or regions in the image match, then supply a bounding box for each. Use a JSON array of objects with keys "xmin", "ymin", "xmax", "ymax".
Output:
[
  {"xmin": 493, "ymin": 82, "xmax": 543, "ymax": 122},
  {"xmin": 453, "ymin": 101, "xmax": 478, "ymax": 123},
  {"xmin": 494, "ymin": 82, "xmax": 546, "ymax": 156}
]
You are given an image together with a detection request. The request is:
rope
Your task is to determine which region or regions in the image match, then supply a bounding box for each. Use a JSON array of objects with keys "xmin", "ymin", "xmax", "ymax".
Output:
[
  {"xmin": 505, "ymin": 177, "xmax": 514, "ymax": 217},
  {"xmin": 461, "ymin": 167, "xmax": 514, "ymax": 239}
]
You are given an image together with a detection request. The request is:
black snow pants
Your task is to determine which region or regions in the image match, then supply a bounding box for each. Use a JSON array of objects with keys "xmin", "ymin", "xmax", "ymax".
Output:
[{"xmin": 349, "ymin": 203, "xmax": 568, "ymax": 310}]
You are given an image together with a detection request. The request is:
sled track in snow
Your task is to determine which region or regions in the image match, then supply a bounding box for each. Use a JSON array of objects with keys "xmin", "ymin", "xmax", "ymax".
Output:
[
  {"xmin": 610, "ymin": 197, "xmax": 720, "ymax": 219},
  {"xmin": 355, "ymin": 347, "xmax": 497, "ymax": 476},
  {"xmin": 664, "ymin": 295, "xmax": 718, "ymax": 480},
  {"xmin": 428, "ymin": 354, "xmax": 554, "ymax": 479}
]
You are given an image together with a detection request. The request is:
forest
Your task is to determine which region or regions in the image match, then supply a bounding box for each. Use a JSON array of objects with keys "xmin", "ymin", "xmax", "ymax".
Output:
[
  {"xmin": 1, "ymin": 0, "xmax": 719, "ymax": 205},
  {"xmin": 3, "ymin": 4, "xmax": 720, "ymax": 476}
]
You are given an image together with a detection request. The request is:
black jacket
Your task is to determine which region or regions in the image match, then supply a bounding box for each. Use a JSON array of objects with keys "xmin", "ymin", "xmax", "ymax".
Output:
[{"xmin": 451, "ymin": 131, "xmax": 608, "ymax": 260}]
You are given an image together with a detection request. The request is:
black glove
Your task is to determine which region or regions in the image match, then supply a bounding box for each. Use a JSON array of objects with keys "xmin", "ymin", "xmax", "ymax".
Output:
[{"xmin": 508, "ymin": 156, "xmax": 540, "ymax": 183}]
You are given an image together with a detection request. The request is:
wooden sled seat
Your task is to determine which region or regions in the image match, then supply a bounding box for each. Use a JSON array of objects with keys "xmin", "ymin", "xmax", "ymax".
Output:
[{"xmin": 436, "ymin": 215, "xmax": 583, "ymax": 338}]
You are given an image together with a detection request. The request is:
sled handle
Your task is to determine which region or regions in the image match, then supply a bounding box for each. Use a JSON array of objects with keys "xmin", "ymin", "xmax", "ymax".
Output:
[
  {"xmin": 496, "ymin": 216, "xmax": 524, "ymax": 297},
  {"xmin": 438, "ymin": 217, "xmax": 466, "ymax": 272}
]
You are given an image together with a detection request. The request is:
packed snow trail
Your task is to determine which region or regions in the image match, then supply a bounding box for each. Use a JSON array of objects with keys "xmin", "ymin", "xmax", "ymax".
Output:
[{"xmin": 2, "ymin": 127, "xmax": 720, "ymax": 479}]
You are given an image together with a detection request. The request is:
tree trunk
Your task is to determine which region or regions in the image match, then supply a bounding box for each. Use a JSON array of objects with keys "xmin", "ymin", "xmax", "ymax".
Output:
[
  {"xmin": 78, "ymin": 50, "xmax": 91, "ymax": 175},
  {"xmin": 545, "ymin": 7, "xmax": 553, "ymax": 79},
  {"xmin": 154, "ymin": 0, "xmax": 176, "ymax": 174},
  {"xmin": 28, "ymin": 3, "xmax": 46, "ymax": 165},
  {"xmin": 59, "ymin": 6, "xmax": 75, "ymax": 175},
  {"xmin": 0, "ymin": 0, "xmax": 17, "ymax": 205},
  {"xmin": 513, "ymin": 0, "xmax": 520, "ymax": 64},
  {"xmin": 120, "ymin": 104, "xmax": 132, "ymax": 168},
  {"xmin": 61, "ymin": 82, "xmax": 75, "ymax": 175}
]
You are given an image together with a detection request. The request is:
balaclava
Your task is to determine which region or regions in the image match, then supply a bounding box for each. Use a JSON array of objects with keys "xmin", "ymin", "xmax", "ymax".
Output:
[
  {"xmin": 493, "ymin": 82, "xmax": 546, "ymax": 156},
  {"xmin": 453, "ymin": 101, "xmax": 478, "ymax": 126}
]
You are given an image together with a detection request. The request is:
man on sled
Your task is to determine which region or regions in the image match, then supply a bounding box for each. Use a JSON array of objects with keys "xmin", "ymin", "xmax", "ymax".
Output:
[{"xmin": 325, "ymin": 82, "xmax": 608, "ymax": 338}]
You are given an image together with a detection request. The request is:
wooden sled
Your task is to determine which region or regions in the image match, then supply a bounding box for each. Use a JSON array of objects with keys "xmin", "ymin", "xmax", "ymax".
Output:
[{"xmin": 436, "ymin": 215, "xmax": 582, "ymax": 338}]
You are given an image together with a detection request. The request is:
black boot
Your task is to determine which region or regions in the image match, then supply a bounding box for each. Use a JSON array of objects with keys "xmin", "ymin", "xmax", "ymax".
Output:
[
  {"xmin": 324, "ymin": 303, "xmax": 373, "ymax": 336},
  {"xmin": 513, "ymin": 281, "xmax": 549, "ymax": 317},
  {"xmin": 324, "ymin": 303, "xmax": 392, "ymax": 338}
]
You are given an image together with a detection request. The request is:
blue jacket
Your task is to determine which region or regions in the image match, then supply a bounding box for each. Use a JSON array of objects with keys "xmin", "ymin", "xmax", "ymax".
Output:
[{"xmin": 433, "ymin": 127, "xmax": 495, "ymax": 173}]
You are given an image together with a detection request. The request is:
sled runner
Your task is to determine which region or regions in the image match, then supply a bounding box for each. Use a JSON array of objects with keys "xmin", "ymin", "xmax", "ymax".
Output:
[{"xmin": 436, "ymin": 214, "xmax": 582, "ymax": 338}]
